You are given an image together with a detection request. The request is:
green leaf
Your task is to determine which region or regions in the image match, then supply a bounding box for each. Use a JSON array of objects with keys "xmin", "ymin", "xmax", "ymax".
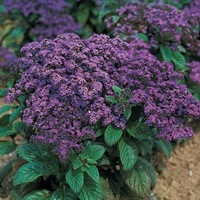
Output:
[
  {"xmin": 0, "ymin": 141, "xmax": 16, "ymax": 156},
  {"xmin": 100, "ymin": 178, "xmax": 116, "ymax": 200},
  {"xmin": 7, "ymin": 78, "xmax": 15, "ymax": 88},
  {"xmin": 112, "ymin": 15, "xmax": 120, "ymax": 23},
  {"xmin": 0, "ymin": 5, "xmax": 5, "ymax": 12},
  {"xmin": 97, "ymin": 155, "xmax": 110, "ymax": 166},
  {"xmin": 112, "ymin": 86, "xmax": 122, "ymax": 94},
  {"xmin": 137, "ymin": 33, "xmax": 149, "ymax": 42},
  {"xmin": 180, "ymin": 0, "xmax": 190, "ymax": 5},
  {"xmin": 10, "ymin": 189, "xmax": 23, "ymax": 200},
  {"xmin": 90, "ymin": 145, "xmax": 105, "ymax": 161},
  {"xmin": 14, "ymin": 162, "xmax": 50, "ymax": 186},
  {"xmin": 0, "ymin": 159, "xmax": 14, "ymax": 182},
  {"xmin": 104, "ymin": 125, "xmax": 123, "ymax": 146},
  {"xmin": 155, "ymin": 139, "xmax": 173, "ymax": 159},
  {"xmin": 0, "ymin": 88, "xmax": 8, "ymax": 96},
  {"xmin": 137, "ymin": 158, "xmax": 156, "ymax": 188},
  {"xmin": 77, "ymin": 4, "xmax": 89, "ymax": 24},
  {"xmin": 0, "ymin": 114, "xmax": 10, "ymax": 126},
  {"xmin": 122, "ymin": 161, "xmax": 151, "ymax": 198},
  {"xmin": 105, "ymin": 95, "xmax": 117, "ymax": 103},
  {"xmin": 65, "ymin": 188, "xmax": 77, "ymax": 200},
  {"xmin": 9, "ymin": 105, "xmax": 25, "ymax": 124},
  {"xmin": 74, "ymin": 158, "xmax": 83, "ymax": 170},
  {"xmin": 79, "ymin": 175, "xmax": 103, "ymax": 200},
  {"xmin": 178, "ymin": 45, "xmax": 186, "ymax": 53},
  {"xmin": 13, "ymin": 121, "xmax": 27, "ymax": 137},
  {"xmin": 135, "ymin": 140, "xmax": 153, "ymax": 155},
  {"xmin": 126, "ymin": 122, "xmax": 154, "ymax": 141},
  {"xmin": 0, "ymin": 105, "xmax": 13, "ymax": 115},
  {"xmin": 0, "ymin": 126, "xmax": 16, "ymax": 137},
  {"xmin": 160, "ymin": 45, "xmax": 172, "ymax": 62},
  {"xmin": 23, "ymin": 190, "xmax": 51, "ymax": 200},
  {"xmin": 124, "ymin": 109, "xmax": 131, "ymax": 120},
  {"xmin": 51, "ymin": 187, "xmax": 63, "ymax": 200},
  {"xmin": 85, "ymin": 165, "xmax": 99, "ymax": 183},
  {"xmin": 66, "ymin": 169, "xmax": 84, "ymax": 193},
  {"xmin": 118, "ymin": 139, "xmax": 138, "ymax": 171},
  {"xmin": 172, "ymin": 51, "xmax": 186, "ymax": 70}
]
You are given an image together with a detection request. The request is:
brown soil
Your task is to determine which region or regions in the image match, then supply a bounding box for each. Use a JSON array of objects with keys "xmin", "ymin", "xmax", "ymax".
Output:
[{"xmin": 153, "ymin": 129, "xmax": 200, "ymax": 200}]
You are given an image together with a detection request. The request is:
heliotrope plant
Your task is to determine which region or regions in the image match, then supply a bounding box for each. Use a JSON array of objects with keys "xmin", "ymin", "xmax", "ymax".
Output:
[
  {"xmin": 0, "ymin": 0, "xmax": 80, "ymax": 52},
  {"xmin": 104, "ymin": 0, "xmax": 200, "ymax": 99},
  {"xmin": 0, "ymin": 33, "xmax": 199, "ymax": 199}
]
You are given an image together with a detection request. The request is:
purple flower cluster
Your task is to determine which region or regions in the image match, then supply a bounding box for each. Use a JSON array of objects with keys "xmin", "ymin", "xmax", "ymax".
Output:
[
  {"xmin": 105, "ymin": 0, "xmax": 200, "ymax": 60},
  {"xmin": 182, "ymin": 0, "xmax": 200, "ymax": 56},
  {"xmin": 5, "ymin": 33, "xmax": 200, "ymax": 160},
  {"xmin": 3, "ymin": 0, "xmax": 80, "ymax": 41},
  {"xmin": 0, "ymin": 47, "xmax": 18, "ymax": 85},
  {"xmin": 187, "ymin": 61, "xmax": 200, "ymax": 85},
  {"xmin": 106, "ymin": 3, "xmax": 196, "ymax": 50}
]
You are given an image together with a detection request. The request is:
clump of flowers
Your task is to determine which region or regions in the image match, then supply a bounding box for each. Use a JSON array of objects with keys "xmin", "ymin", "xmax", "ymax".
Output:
[
  {"xmin": 181, "ymin": 0, "xmax": 200, "ymax": 56},
  {"xmin": 0, "ymin": 46, "xmax": 18, "ymax": 85},
  {"xmin": 106, "ymin": 3, "xmax": 188, "ymax": 49},
  {"xmin": 3, "ymin": 0, "xmax": 80, "ymax": 41},
  {"xmin": 187, "ymin": 61, "xmax": 200, "ymax": 85},
  {"xmin": 5, "ymin": 33, "xmax": 200, "ymax": 160}
]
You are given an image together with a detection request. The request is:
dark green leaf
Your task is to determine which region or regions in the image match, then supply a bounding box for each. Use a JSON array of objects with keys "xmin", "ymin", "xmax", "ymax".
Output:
[
  {"xmin": 65, "ymin": 188, "xmax": 77, "ymax": 200},
  {"xmin": 178, "ymin": 45, "xmax": 186, "ymax": 53},
  {"xmin": 121, "ymin": 161, "xmax": 151, "ymax": 198},
  {"xmin": 137, "ymin": 33, "xmax": 149, "ymax": 42},
  {"xmin": 97, "ymin": 155, "xmax": 110, "ymax": 166},
  {"xmin": 90, "ymin": 145, "xmax": 105, "ymax": 161},
  {"xmin": 137, "ymin": 158, "xmax": 156, "ymax": 188},
  {"xmin": 14, "ymin": 162, "xmax": 50, "ymax": 186},
  {"xmin": 112, "ymin": 15, "xmax": 120, "ymax": 23},
  {"xmin": 172, "ymin": 51, "xmax": 186, "ymax": 70},
  {"xmin": 104, "ymin": 125, "xmax": 123, "ymax": 146},
  {"xmin": 160, "ymin": 45, "xmax": 172, "ymax": 62},
  {"xmin": 13, "ymin": 121, "xmax": 27, "ymax": 137},
  {"xmin": 0, "ymin": 114, "xmax": 10, "ymax": 126},
  {"xmin": 124, "ymin": 109, "xmax": 131, "ymax": 120},
  {"xmin": 79, "ymin": 175, "xmax": 103, "ymax": 200},
  {"xmin": 0, "ymin": 141, "xmax": 16, "ymax": 156},
  {"xmin": 0, "ymin": 126, "xmax": 16, "ymax": 137},
  {"xmin": 155, "ymin": 139, "xmax": 173, "ymax": 159},
  {"xmin": 10, "ymin": 189, "xmax": 23, "ymax": 200},
  {"xmin": 105, "ymin": 95, "xmax": 117, "ymax": 103},
  {"xmin": 66, "ymin": 169, "xmax": 84, "ymax": 193},
  {"xmin": 23, "ymin": 190, "xmax": 51, "ymax": 200},
  {"xmin": 0, "ymin": 88, "xmax": 8, "ymax": 96},
  {"xmin": 7, "ymin": 78, "xmax": 15, "ymax": 88},
  {"xmin": 51, "ymin": 187, "xmax": 63, "ymax": 200},
  {"xmin": 77, "ymin": 5, "xmax": 89, "ymax": 24},
  {"xmin": 74, "ymin": 158, "xmax": 83, "ymax": 170},
  {"xmin": 135, "ymin": 140, "xmax": 153, "ymax": 155},
  {"xmin": 9, "ymin": 105, "xmax": 25, "ymax": 124},
  {"xmin": 85, "ymin": 165, "xmax": 99, "ymax": 183},
  {"xmin": 126, "ymin": 122, "xmax": 154, "ymax": 141},
  {"xmin": 100, "ymin": 178, "xmax": 116, "ymax": 200},
  {"xmin": 0, "ymin": 159, "xmax": 14, "ymax": 182},
  {"xmin": 0, "ymin": 105, "xmax": 13, "ymax": 115},
  {"xmin": 119, "ymin": 139, "xmax": 138, "ymax": 171},
  {"xmin": 112, "ymin": 86, "xmax": 122, "ymax": 94}
]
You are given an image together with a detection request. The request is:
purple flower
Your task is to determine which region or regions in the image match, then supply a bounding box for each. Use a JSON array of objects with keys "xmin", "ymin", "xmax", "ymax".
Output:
[
  {"xmin": 187, "ymin": 61, "xmax": 200, "ymax": 85},
  {"xmin": 3, "ymin": 0, "xmax": 80, "ymax": 41},
  {"xmin": 5, "ymin": 33, "xmax": 200, "ymax": 160}
]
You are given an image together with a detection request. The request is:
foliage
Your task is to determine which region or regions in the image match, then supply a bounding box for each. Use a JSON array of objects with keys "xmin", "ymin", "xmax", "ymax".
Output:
[{"xmin": 0, "ymin": 0, "xmax": 199, "ymax": 200}]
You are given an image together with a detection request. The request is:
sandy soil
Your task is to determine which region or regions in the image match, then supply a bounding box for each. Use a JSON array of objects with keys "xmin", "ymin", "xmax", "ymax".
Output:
[{"xmin": 153, "ymin": 128, "xmax": 200, "ymax": 200}]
